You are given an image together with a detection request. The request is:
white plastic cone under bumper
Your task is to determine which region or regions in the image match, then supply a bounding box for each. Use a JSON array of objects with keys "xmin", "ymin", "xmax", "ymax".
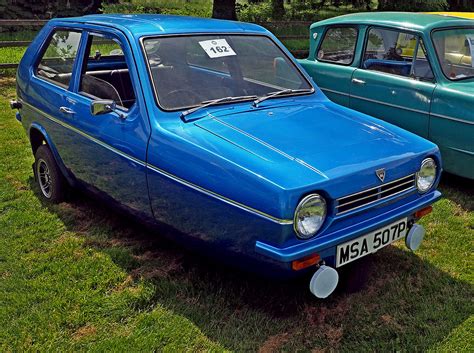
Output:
[
  {"xmin": 405, "ymin": 223, "xmax": 425, "ymax": 251},
  {"xmin": 309, "ymin": 265, "xmax": 339, "ymax": 298}
]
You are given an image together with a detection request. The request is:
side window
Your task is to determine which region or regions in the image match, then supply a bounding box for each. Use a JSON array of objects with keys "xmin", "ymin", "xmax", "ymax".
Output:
[
  {"xmin": 36, "ymin": 30, "xmax": 81, "ymax": 87},
  {"xmin": 363, "ymin": 28, "xmax": 416, "ymax": 77},
  {"xmin": 317, "ymin": 27, "xmax": 358, "ymax": 65},
  {"xmin": 79, "ymin": 34, "xmax": 136, "ymax": 109}
]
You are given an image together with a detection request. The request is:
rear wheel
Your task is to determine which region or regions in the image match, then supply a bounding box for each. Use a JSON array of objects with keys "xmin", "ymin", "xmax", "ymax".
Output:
[{"xmin": 34, "ymin": 145, "xmax": 66, "ymax": 203}]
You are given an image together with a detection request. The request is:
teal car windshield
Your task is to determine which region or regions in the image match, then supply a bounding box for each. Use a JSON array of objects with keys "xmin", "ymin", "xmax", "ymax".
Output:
[
  {"xmin": 432, "ymin": 28, "xmax": 474, "ymax": 81},
  {"xmin": 142, "ymin": 35, "xmax": 312, "ymax": 110}
]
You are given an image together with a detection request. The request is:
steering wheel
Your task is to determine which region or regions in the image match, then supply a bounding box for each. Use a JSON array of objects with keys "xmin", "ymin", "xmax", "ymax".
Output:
[{"xmin": 162, "ymin": 89, "xmax": 205, "ymax": 108}]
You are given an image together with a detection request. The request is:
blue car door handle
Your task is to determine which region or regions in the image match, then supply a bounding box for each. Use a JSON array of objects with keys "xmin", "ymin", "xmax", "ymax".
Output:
[{"xmin": 59, "ymin": 106, "xmax": 75, "ymax": 114}]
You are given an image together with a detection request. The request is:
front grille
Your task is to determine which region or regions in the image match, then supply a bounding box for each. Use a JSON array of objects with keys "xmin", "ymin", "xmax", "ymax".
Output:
[{"xmin": 336, "ymin": 174, "xmax": 416, "ymax": 215}]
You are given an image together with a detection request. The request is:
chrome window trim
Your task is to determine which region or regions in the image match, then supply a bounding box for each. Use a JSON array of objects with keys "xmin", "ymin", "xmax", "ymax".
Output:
[{"xmin": 20, "ymin": 99, "xmax": 293, "ymax": 225}]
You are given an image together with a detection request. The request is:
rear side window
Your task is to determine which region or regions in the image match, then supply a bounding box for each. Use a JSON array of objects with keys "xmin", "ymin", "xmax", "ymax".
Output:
[
  {"xmin": 36, "ymin": 30, "xmax": 82, "ymax": 87},
  {"xmin": 317, "ymin": 27, "xmax": 358, "ymax": 65}
]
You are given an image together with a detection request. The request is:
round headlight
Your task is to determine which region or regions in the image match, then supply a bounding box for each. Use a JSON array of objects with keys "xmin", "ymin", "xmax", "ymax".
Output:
[
  {"xmin": 294, "ymin": 194, "xmax": 327, "ymax": 239},
  {"xmin": 416, "ymin": 158, "xmax": 437, "ymax": 193}
]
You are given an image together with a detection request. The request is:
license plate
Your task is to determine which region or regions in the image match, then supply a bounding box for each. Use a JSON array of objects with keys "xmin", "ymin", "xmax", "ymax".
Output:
[{"xmin": 336, "ymin": 218, "xmax": 408, "ymax": 268}]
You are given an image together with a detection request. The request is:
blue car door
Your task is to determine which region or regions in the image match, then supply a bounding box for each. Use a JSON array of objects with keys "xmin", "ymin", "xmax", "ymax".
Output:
[
  {"xmin": 25, "ymin": 28, "xmax": 84, "ymax": 174},
  {"xmin": 59, "ymin": 27, "xmax": 152, "ymax": 216}
]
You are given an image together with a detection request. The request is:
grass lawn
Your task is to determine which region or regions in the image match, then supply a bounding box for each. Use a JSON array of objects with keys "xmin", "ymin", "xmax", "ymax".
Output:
[{"xmin": 0, "ymin": 75, "xmax": 473, "ymax": 352}]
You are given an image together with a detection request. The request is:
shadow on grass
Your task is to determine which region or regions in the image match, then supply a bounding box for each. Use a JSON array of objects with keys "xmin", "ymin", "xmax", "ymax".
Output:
[
  {"xmin": 439, "ymin": 172, "xmax": 474, "ymax": 212},
  {"xmin": 32, "ymin": 178, "xmax": 473, "ymax": 352}
]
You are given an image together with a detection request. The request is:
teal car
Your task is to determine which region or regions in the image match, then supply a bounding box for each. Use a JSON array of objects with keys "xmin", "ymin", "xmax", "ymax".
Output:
[{"xmin": 299, "ymin": 12, "xmax": 474, "ymax": 179}]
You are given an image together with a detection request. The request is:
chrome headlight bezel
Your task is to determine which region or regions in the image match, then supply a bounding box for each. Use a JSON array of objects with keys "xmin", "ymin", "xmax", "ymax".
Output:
[
  {"xmin": 416, "ymin": 158, "xmax": 437, "ymax": 193},
  {"xmin": 294, "ymin": 194, "xmax": 327, "ymax": 239}
]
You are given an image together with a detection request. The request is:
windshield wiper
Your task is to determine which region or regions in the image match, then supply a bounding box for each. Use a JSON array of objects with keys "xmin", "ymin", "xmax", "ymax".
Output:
[
  {"xmin": 252, "ymin": 88, "xmax": 313, "ymax": 107},
  {"xmin": 181, "ymin": 95, "xmax": 257, "ymax": 121}
]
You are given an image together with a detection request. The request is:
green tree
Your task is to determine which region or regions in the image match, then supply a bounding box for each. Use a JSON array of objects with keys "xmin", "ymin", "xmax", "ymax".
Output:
[
  {"xmin": 212, "ymin": 0, "xmax": 237, "ymax": 20},
  {"xmin": 448, "ymin": 0, "xmax": 474, "ymax": 10},
  {"xmin": 271, "ymin": 0, "xmax": 285, "ymax": 19},
  {"xmin": 0, "ymin": 0, "xmax": 103, "ymax": 19},
  {"xmin": 378, "ymin": 0, "xmax": 448, "ymax": 11}
]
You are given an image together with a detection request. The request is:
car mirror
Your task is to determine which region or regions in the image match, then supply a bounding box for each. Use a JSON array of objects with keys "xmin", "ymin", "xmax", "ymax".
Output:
[
  {"xmin": 90, "ymin": 99, "xmax": 124, "ymax": 119},
  {"xmin": 91, "ymin": 99, "xmax": 115, "ymax": 115},
  {"xmin": 273, "ymin": 57, "xmax": 287, "ymax": 77},
  {"xmin": 273, "ymin": 57, "xmax": 295, "ymax": 84}
]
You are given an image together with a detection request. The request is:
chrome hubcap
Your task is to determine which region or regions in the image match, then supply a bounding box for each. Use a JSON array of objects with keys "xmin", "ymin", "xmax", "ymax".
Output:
[{"xmin": 37, "ymin": 159, "xmax": 52, "ymax": 198}]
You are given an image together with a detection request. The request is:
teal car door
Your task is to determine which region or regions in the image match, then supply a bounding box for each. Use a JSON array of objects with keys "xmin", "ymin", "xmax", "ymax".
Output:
[
  {"xmin": 429, "ymin": 27, "xmax": 474, "ymax": 179},
  {"xmin": 349, "ymin": 27, "xmax": 436, "ymax": 139},
  {"xmin": 299, "ymin": 26, "xmax": 358, "ymax": 106}
]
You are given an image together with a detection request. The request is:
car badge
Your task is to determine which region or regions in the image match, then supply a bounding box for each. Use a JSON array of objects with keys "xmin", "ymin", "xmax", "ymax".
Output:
[{"xmin": 376, "ymin": 168, "xmax": 386, "ymax": 182}]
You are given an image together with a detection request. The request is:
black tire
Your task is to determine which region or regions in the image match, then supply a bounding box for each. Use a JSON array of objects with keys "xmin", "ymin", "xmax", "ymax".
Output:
[{"xmin": 34, "ymin": 145, "xmax": 67, "ymax": 203}]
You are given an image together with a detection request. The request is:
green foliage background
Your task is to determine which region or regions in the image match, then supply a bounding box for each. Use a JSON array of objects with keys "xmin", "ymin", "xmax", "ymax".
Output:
[
  {"xmin": 0, "ymin": 0, "xmax": 101, "ymax": 19},
  {"xmin": 1, "ymin": 1, "xmax": 474, "ymax": 21},
  {"xmin": 377, "ymin": 0, "xmax": 448, "ymax": 11}
]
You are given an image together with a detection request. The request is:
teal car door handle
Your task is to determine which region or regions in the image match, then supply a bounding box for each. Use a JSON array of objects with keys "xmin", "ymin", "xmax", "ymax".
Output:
[
  {"xmin": 59, "ymin": 106, "xmax": 75, "ymax": 114},
  {"xmin": 352, "ymin": 78, "xmax": 366, "ymax": 85}
]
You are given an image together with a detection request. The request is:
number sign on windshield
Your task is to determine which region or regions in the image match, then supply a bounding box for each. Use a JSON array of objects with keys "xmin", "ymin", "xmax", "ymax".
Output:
[{"xmin": 198, "ymin": 39, "xmax": 236, "ymax": 58}]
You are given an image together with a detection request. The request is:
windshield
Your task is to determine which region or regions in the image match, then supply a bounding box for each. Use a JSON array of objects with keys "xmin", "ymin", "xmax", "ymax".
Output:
[
  {"xmin": 432, "ymin": 28, "xmax": 474, "ymax": 80},
  {"xmin": 142, "ymin": 34, "xmax": 313, "ymax": 110}
]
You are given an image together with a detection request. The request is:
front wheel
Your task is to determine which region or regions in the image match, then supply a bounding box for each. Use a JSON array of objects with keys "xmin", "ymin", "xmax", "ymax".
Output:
[{"xmin": 34, "ymin": 145, "xmax": 66, "ymax": 203}]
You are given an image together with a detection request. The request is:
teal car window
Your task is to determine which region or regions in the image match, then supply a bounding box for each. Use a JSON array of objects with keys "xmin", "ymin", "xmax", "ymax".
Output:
[
  {"xmin": 79, "ymin": 34, "xmax": 136, "ymax": 109},
  {"xmin": 143, "ymin": 35, "xmax": 312, "ymax": 111},
  {"xmin": 432, "ymin": 28, "xmax": 474, "ymax": 81},
  {"xmin": 36, "ymin": 30, "xmax": 82, "ymax": 88},
  {"xmin": 317, "ymin": 27, "xmax": 358, "ymax": 65},
  {"xmin": 363, "ymin": 28, "xmax": 418, "ymax": 78},
  {"xmin": 362, "ymin": 27, "xmax": 434, "ymax": 82},
  {"xmin": 413, "ymin": 40, "xmax": 434, "ymax": 82}
]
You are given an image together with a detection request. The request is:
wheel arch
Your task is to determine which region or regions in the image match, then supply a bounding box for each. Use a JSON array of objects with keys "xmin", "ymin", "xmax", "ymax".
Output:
[{"xmin": 28, "ymin": 123, "xmax": 76, "ymax": 186}]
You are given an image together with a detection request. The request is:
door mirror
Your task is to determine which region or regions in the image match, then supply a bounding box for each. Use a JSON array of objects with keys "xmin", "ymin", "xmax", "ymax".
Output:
[
  {"xmin": 90, "ymin": 99, "xmax": 116, "ymax": 115},
  {"xmin": 273, "ymin": 57, "xmax": 300, "ymax": 87}
]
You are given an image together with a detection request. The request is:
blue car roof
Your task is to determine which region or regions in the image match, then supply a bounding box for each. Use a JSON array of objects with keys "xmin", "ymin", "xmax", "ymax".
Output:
[{"xmin": 53, "ymin": 14, "xmax": 268, "ymax": 37}]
